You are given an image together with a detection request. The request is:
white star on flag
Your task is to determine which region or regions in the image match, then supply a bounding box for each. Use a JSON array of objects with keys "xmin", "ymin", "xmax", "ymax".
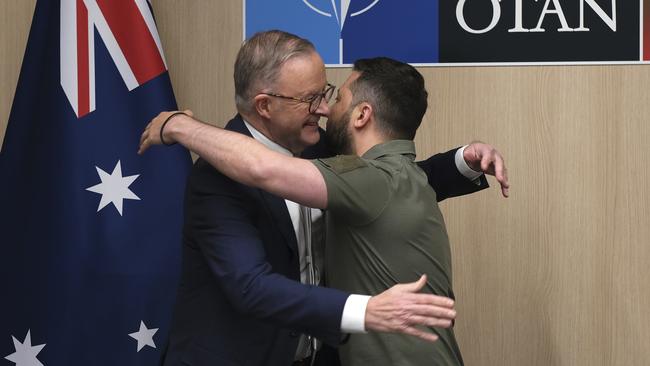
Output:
[
  {"xmin": 4, "ymin": 330, "xmax": 46, "ymax": 366},
  {"xmin": 128, "ymin": 321, "xmax": 158, "ymax": 352},
  {"xmin": 86, "ymin": 160, "xmax": 140, "ymax": 216}
]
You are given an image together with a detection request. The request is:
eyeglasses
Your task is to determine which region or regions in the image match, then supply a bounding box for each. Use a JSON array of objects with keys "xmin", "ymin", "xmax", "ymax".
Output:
[{"xmin": 260, "ymin": 83, "xmax": 335, "ymax": 114}]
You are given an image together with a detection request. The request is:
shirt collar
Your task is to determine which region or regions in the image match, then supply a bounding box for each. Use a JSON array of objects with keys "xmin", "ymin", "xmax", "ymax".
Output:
[
  {"xmin": 362, "ymin": 140, "xmax": 417, "ymax": 161},
  {"xmin": 243, "ymin": 120, "xmax": 293, "ymax": 157}
]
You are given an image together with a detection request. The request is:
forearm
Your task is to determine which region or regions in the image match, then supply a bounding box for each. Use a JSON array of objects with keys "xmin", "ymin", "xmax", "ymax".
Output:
[
  {"xmin": 167, "ymin": 115, "xmax": 271, "ymax": 184},
  {"xmin": 166, "ymin": 115, "xmax": 327, "ymax": 208},
  {"xmin": 417, "ymin": 148, "xmax": 487, "ymax": 201}
]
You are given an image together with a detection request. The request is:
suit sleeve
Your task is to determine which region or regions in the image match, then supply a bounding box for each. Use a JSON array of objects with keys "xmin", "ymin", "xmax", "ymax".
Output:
[
  {"xmin": 416, "ymin": 147, "xmax": 489, "ymax": 202},
  {"xmin": 184, "ymin": 159, "xmax": 349, "ymax": 345}
]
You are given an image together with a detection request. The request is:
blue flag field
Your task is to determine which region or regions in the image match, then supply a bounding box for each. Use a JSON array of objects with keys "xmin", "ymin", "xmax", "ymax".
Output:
[{"xmin": 0, "ymin": 0, "xmax": 190, "ymax": 365}]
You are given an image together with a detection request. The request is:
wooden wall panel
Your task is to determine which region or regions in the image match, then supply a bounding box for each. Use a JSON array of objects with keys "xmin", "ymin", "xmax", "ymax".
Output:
[
  {"xmin": 2, "ymin": 1, "xmax": 649, "ymax": 365},
  {"xmin": 422, "ymin": 66, "xmax": 650, "ymax": 366},
  {"xmin": 154, "ymin": 0, "xmax": 241, "ymax": 126},
  {"xmin": 0, "ymin": 0, "xmax": 35, "ymax": 151}
]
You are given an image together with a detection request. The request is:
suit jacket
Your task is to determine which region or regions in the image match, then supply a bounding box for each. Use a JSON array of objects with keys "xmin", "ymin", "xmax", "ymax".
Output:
[{"xmin": 161, "ymin": 115, "xmax": 488, "ymax": 366}]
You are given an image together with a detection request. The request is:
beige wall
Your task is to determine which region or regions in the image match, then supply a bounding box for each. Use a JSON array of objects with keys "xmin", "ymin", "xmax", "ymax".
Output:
[
  {"xmin": 0, "ymin": 1, "xmax": 35, "ymax": 150},
  {"xmin": 2, "ymin": 1, "xmax": 649, "ymax": 365}
]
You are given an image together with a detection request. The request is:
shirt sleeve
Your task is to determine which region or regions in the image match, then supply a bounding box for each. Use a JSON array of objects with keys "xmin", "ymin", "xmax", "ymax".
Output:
[
  {"xmin": 454, "ymin": 145, "xmax": 484, "ymax": 182},
  {"xmin": 340, "ymin": 294, "xmax": 370, "ymax": 333},
  {"xmin": 312, "ymin": 155, "xmax": 391, "ymax": 226}
]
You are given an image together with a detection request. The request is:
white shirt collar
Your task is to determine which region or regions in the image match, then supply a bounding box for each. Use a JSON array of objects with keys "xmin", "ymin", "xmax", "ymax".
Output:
[{"xmin": 243, "ymin": 119, "xmax": 293, "ymax": 157}]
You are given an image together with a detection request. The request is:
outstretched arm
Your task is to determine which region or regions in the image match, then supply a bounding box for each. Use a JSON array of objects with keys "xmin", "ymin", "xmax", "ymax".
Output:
[
  {"xmin": 417, "ymin": 143, "xmax": 509, "ymax": 200},
  {"xmin": 139, "ymin": 111, "xmax": 328, "ymax": 208}
]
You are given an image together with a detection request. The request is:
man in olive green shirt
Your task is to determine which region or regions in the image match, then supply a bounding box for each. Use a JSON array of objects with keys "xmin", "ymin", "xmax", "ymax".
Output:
[
  {"xmin": 313, "ymin": 142, "xmax": 461, "ymax": 365},
  {"xmin": 140, "ymin": 57, "xmax": 508, "ymax": 365}
]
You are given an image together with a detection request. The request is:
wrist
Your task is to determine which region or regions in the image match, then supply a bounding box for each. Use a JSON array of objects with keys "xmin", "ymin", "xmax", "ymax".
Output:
[
  {"xmin": 341, "ymin": 294, "xmax": 370, "ymax": 333},
  {"xmin": 456, "ymin": 146, "xmax": 483, "ymax": 181},
  {"xmin": 162, "ymin": 112, "xmax": 194, "ymax": 145},
  {"xmin": 461, "ymin": 145, "xmax": 481, "ymax": 172}
]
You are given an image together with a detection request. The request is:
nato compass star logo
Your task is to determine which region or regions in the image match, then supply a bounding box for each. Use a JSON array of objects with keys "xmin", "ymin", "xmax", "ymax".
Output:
[
  {"xmin": 245, "ymin": 0, "xmax": 391, "ymax": 65},
  {"xmin": 301, "ymin": 0, "xmax": 379, "ymax": 32},
  {"xmin": 301, "ymin": 0, "xmax": 379, "ymax": 63}
]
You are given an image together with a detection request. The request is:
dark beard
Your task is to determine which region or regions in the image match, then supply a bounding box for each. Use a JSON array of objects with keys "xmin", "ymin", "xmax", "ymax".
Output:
[{"xmin": 324, "ymin": 109, "xmax": 353, "ymax": 155}]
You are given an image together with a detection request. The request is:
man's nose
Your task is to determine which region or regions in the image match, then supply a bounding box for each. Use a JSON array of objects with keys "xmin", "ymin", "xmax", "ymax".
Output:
[{"xmin": 313, "ymin": 97, "xmax": 330, "ymax": 117}]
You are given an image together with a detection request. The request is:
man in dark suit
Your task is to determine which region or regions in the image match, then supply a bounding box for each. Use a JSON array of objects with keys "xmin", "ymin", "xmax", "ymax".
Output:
[{"xmin": 142, "ymin": 31, "xmax": 508, "ymax": 366}]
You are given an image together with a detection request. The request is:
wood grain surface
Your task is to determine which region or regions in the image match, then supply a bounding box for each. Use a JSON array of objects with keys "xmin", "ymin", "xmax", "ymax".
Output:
[{"xmin": 1, "ymin": 2, "xmax": 648, "ymax": 365}]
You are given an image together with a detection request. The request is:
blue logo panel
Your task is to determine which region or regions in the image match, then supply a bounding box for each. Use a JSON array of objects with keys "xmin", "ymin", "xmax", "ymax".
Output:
[
  {"xmin": 245, "ymin": 0, "xmax": 341, "ymax": 64},
  {"xmin": 245, "ymin": 0, "xmax": 439, "ymax": 65},
  {"xmin": 342, "ymin": 1, "xmax": 439, "ymax": 64}
]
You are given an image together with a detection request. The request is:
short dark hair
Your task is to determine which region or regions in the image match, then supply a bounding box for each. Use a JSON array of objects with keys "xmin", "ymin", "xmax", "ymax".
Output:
[
  {"xmin": 350, "ymin": 57, "xmax": 428, "ymax": 140},
  {"xmin": 234, "ymin": 30, "xmax": 315, "ymax": 113}
]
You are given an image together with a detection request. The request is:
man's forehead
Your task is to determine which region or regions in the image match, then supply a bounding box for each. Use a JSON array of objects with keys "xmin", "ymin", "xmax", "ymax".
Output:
[
  {"xmin": 287, "ymin": 80, "xmax": 328, "ymax": 97},
  {"xmin": 276, "ymin": 54, "xmax": 327, "ymax": 94},
  {"xmin": 293, "ymin": 80, "xmax": 328, "ymax": 97},
  {"xmin": 341, "ymin": 71, "xmax": 361, "ymax": 91}
]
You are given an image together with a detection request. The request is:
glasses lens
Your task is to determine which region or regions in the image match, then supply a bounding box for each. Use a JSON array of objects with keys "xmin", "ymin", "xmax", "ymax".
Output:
[
  {"xmin": 309, "ymin": 94, "xmax": 322, "ymax": 114},
  {"xmin": 324, "ymin": 85, "xmax": 335, "ymax": 103},
  {"xmin": 309, "ymin": 84, "xmax": 335, "ymax": 113}
]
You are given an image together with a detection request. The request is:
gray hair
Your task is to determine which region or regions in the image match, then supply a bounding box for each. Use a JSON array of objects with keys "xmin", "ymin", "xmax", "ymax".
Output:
[{"xmin": 234, "ymin": 30, "xmax": 315, "ymax": 113}]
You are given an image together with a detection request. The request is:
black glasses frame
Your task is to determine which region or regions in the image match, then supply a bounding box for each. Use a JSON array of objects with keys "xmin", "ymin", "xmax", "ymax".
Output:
[{"xmin": 260, "ymin": 83, "xmax": 335, "ymax": 113}]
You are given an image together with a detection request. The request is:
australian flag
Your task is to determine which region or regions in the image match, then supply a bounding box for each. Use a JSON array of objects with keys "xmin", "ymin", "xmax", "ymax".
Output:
[{"xmin": 0, "ymin": 1, "xmax": 191, "ymax": 365}]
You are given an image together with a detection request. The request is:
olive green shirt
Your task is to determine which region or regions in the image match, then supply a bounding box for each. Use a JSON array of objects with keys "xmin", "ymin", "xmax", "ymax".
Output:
[{"xmin": 312, "ymin": 140, "xmax": 463, "ymax": 366}]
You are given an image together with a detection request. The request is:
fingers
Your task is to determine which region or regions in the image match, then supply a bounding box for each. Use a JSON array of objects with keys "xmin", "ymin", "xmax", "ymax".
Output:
[
  {"xmin": 471, "ymin": 142, "xmax": 510, "ymax": 198},
  {"xmin": 400, "ymin": 292, "xmax": 455, "ymax": 309},
  {"xmin": 405, "ymin": 314, "xmax": 453, "ymax": 329},
  {"xmin": 138, "ymin": 110, "xmax": 181, "ymax": 155},
  {"xmin": 138, "ymin": 134, "xmax": 150, "ymax": 155},
  {"xmin": 139, "ymin": 125, "xmax": 149, "ymax": 146},
  {"xmin": 364, "ymin": 298, "xmax": 455, "ymax": 341},
  {"xmin": 365, "ymin": 287, "xmax": 457, "ymax": 344},
  {"xmin": 480, "ymin": 151, "xmax": 492, "ymax": 173},
  {"xmin": 399, "ymin": 326, "xmax": 440, "ymax": 344},
  {"xmin": 405, "ymin": 302, "xmax": 456, "ymax": 319},
  {"xmin": 492, "ymin": 152, "xmax": 504, "ymax": 182},
  {"xmin": 138, "ymin": 121, "xmax": 155, "ymax": 155},
  {"xmin": 495, "ymin": 162, "xmax": 510, "ymax": 198},
  {"xmin": 138, "ymin": 130, "xmax": 147, "ymax": 155},
  {"xmin": 396, "ymin": 274, "xmax": 427, "ymax": 293},
  {"xmin": 491, "ymin": 152, "xmax": 510, "ymax": 198}
]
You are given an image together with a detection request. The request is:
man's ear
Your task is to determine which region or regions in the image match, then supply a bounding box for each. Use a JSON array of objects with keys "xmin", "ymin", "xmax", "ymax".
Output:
[
  {"xmin": 253, "ymin": 94, "xmax": 272, "ymax": 119},
  {"xmin": 352, "ymin": 102, "xmax": 373, "ymax": 129}
]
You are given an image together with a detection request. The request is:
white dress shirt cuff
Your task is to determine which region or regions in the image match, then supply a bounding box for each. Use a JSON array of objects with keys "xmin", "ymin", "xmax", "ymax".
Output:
[
  {"xmin": 455, "ymin": 145, "xmax": 484, "ymax": 181},
  {"xmin": 340, "ymin": 294, "xmax": 370, "ymax": 333}
]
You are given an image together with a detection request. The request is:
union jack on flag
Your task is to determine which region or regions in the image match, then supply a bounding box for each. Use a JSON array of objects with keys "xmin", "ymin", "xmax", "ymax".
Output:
[
  {"xmin": 60, "ymin": 0, "xmax": 169, "ymax": 117},
  {"xmin": 0, "ymin": 0, "xmax": 191, "ymax": 365}
]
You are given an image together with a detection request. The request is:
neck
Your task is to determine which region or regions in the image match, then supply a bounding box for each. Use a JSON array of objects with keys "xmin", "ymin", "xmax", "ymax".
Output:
[
  {"xmin": 240, "ymin": 111, "xmax": 269, "ymax": 136},
  {"xmin": 352, "ymin": 129, "xmax": 387, "ymax": 157},
  {"xmin": 239, "ymin": 111, "xmax": 303, "ymax": 155}
]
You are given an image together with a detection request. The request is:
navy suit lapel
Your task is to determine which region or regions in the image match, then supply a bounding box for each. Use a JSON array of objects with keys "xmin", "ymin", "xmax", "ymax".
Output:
[
  {"xmin": 258, "ymin": 191, "xmax": 299, "ymax": 256},
  {"xmin": 225, "ymin": 115, "xmax": 299, "ymax": 256}
]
